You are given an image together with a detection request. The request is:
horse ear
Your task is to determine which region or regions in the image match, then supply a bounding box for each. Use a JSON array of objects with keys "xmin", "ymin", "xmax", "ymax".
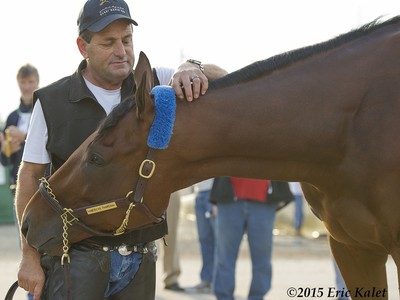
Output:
[{"xmin": 134, "ymin": 52, "xmax": 154, "ymax": 120}]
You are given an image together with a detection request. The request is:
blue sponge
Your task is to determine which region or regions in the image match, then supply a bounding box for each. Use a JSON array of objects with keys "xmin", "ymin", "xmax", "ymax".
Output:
[{"xmin": 147, "ymin": 85, "xmax": 176, "ymax": 149}]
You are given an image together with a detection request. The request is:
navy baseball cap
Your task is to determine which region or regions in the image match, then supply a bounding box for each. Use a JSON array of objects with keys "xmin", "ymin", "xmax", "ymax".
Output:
[{"xmin": 78, "ymin": 0, "xmax": 138, "ymax": 35}]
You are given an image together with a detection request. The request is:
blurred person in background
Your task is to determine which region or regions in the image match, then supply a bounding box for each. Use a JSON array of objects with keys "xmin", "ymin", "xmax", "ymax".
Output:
[
  {"xmin": 210, "ymin": 177, "xmax": 276, "ymax": 300},
  {"xmin": 1, "ymin": 64, "xmax": 39, "ymax": 195},
  {"xmin": 187, "ymin": 179, "xmax": 216, "ymax": 293},
  {"xmin": 0, "ymin": 63, "xmax": 39, "ymax": 300}
]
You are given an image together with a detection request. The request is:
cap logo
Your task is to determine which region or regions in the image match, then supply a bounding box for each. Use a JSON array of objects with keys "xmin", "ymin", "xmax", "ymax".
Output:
[
  {"xmin": 78, "ymin": 0, "xmax": 136, "ymax": 33},
  {"xmin": 99, "ymin": 5, "xmax": 127, "ymax": 17}
]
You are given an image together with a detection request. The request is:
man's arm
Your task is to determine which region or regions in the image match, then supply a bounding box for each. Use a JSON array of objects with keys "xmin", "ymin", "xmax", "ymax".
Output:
[
  {"xmin": 202, "ymin": 63, "xmax": 229, "ymax": 81},
  {"xmin": 15, "ymin": 161, "xmax": 47, "ymax": 300},
  {"xmin": 170, "ymin": 61, "xmax": 228, "ymax": 101}
]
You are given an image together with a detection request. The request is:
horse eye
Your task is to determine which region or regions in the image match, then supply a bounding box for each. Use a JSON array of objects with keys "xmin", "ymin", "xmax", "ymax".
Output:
[{"xmin": 88, "ymin": 153, "xmax": 105, "ymax": 166}]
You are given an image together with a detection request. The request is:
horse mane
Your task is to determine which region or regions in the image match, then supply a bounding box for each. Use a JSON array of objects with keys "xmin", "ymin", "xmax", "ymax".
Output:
[
  {"xmin": 94, "ymin": 98, "xmax": 135, "ymax": 141},
  {"xmin": 210, "ymin": 16, "xmax": 400, "ymax": 89}
]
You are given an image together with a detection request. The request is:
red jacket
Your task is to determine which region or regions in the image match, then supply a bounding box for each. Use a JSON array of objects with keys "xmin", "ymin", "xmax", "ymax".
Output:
[{"xmin": 230, "ymin": 177, "xmax": 270, "ymax": 203}]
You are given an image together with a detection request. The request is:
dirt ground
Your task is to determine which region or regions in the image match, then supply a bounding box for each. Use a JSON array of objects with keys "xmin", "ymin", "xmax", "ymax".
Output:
[{"xmin": 0, "ymin": 197, "xmax": 398, "ymax": 299}]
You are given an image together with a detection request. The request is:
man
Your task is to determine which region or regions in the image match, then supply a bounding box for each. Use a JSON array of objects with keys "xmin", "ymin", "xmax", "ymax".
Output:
[
  {"xmin": 210, "ymin": 177, "xmax": 276, "ymax": 300},
  {"xmin": 15, "ymin": 1, "xmax": 226, "ymax": 299},
  {"xmin": 0, "ymin": 64, "xmax": 39, "ymax": 194}
]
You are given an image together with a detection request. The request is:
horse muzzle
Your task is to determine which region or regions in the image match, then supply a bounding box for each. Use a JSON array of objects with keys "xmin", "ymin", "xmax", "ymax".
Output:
[{"xmin": 21, "ymin": 216, "xmax": 61, "ymax": 255}]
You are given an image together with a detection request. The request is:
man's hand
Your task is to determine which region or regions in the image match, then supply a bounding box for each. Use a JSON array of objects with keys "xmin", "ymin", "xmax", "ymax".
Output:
[
  {"xmin": 16, "ymin": 162, "xmax": 49, "ymax": 300},
  {"xmin": 6, "ymin": 126, "xmax": 26, "ymax": 144},
  {"xmin": 169, "ymin": 62, "xmax": 208, "ymax": 102},
  {"xmin": 0, "ymin": 127, "xmax": 24, "ymax": 157},
  {"xmin": 18, "ymin": 245, "xmax": 45, "ymax": 300}
]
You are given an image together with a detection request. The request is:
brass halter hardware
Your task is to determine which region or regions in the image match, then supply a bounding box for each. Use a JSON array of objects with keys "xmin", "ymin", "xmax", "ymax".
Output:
[
  {"xmin": 114, "ymin": 191, "xmax": 143, "ymax": 235},
  {"xmin": 40, "ymin": 178, "xmax": 79, "ymax": 266},
  {"xmin": 39, "ymin": 177, "xmax": 58, "ymax": 203},
  {"xmin": 139, "ymin": 159, "xmax": 156, "ymax": 179},
  {"xmin": 114, "ymin": 157, "xmax": 156, "ymax": 235},
  {"xmin": 61, "ymin": 210, "xmax": 72, "ymax": 265}
]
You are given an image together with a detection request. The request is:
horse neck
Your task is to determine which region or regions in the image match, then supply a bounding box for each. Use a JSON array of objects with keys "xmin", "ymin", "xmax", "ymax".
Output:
[
  {"xmin": 171, "ymin": 68, "xmax": 353, "ymax": 184},
  {"xmin": 170, "ymin": 25, "xmax": 400, "ymax": 185}
]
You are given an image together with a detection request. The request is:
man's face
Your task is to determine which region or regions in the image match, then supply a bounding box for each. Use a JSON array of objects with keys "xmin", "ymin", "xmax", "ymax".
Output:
[
  {"xmin": 17, "ymin": 74, "xmax": 39, "ymax": 104},
  {"xmin": 81, "ymin": 20, "xmax": 135, "ymax": 89}
]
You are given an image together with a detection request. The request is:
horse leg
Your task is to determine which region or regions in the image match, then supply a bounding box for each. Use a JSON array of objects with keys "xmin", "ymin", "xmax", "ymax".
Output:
[{"xmin": 329, "ymin": 236, "xmax": 388, "ymax": 300}]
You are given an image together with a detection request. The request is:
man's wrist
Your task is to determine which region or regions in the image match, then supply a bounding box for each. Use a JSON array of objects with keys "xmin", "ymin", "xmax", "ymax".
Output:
[{"xmin": 186, "ymin": 59, "xmax": 204, "ymax": 73}]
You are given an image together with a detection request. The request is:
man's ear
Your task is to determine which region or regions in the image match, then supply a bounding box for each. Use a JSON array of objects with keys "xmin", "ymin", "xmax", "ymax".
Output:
[
  {"xmin": 76, "ymin": 37, "xmax": 89, "ymax": 59},
  {"xmin": 134, "ymin": 52, "xmax": 154, "ymax": 120}
]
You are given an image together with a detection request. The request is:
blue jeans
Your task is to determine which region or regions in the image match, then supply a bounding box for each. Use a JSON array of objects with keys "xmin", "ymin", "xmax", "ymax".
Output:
[
  {"xmin": 214, "ymin": 200, "xmax": 276, "ymax": 300},
  {"xmin": 195, "ymin": 190, "xmax": 216, "ymax": 283},
  {"xmin": 104, "ymin": 251, "xmax": 142, "ymax": 297},
  {"xmin": 293, "ymin": 195, "xmax": 304, "ymax": 231}
]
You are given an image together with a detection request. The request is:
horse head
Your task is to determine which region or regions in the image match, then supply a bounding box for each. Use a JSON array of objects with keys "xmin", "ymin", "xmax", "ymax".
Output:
[{"xmin": 21, "ymin": 52, "xmax": 176, "ymax": 256}]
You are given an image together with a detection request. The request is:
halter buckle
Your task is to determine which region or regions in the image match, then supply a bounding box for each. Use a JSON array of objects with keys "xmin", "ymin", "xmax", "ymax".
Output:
[{"xmin": 139, "ymin": 159, "xmax": 156, "ymax": 179}]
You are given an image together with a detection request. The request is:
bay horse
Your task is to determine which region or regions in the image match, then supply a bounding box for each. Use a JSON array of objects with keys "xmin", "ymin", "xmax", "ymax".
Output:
[{"xmin": 22, "ymin": 17, "xmax": 400, "ymax": 298}]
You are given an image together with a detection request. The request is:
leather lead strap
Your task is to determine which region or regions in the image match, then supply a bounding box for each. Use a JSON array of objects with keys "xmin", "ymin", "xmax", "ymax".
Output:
[
  {"xmin": 63, "ymin": 260, "xmax": 72, "ymax": 300},
  {"xmin": 4, "ymin": 281, "xmax": 18, "ymax": 300}
]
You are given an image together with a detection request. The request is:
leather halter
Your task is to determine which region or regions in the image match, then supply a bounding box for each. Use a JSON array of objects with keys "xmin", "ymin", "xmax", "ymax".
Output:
[{"xmin": 39, "ymin": 148, "xmax": 164, "ymax": 238}]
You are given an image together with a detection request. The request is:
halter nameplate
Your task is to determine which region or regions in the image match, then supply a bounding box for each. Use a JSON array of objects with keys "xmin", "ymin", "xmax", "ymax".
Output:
[{"xmin": 86, "ymin": 202, "xmax": 118, "ymax": 215}]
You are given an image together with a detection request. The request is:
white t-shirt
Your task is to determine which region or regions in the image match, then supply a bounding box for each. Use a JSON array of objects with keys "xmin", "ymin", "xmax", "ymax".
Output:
[
  {"xmin": 18, "ymin": 111, "xmax": 32, "ymax": 134},
  {"xmin": 23, "ymin": 67, "xmax": 174, "ymax": 164}
]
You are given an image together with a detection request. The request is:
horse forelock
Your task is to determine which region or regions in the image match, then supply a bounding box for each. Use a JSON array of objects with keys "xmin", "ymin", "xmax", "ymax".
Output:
[
  {"xmin": 210, "ymin": 16, "xmax": 400, "ymax": 90},
  {"xmin": 95, "ymin": 98, "xmax": 136, "ymax": 141}
]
